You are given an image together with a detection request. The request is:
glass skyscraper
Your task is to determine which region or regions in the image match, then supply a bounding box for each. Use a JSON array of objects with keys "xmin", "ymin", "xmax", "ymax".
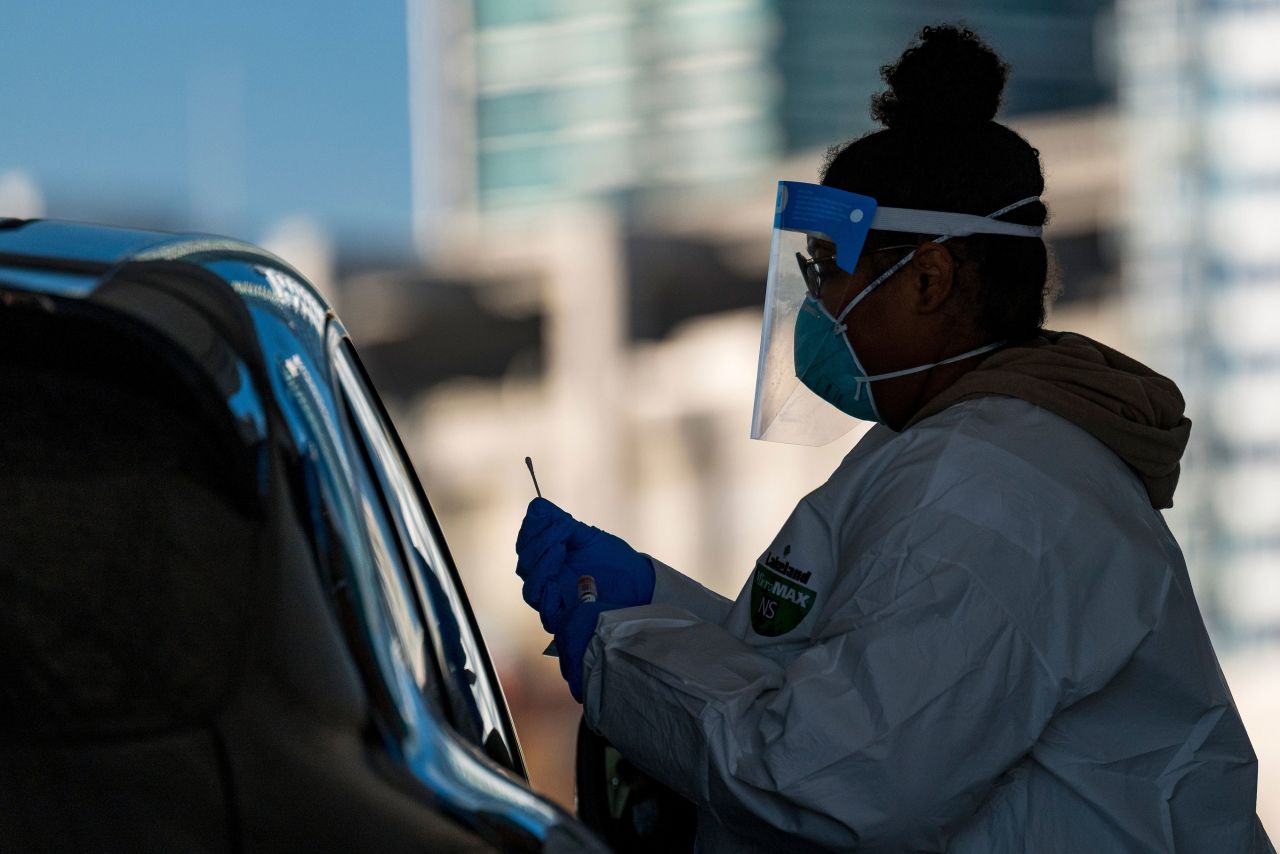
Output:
[{"xmin": 469, "ymin": 0, "xmax": 1114, "ymax": 211}]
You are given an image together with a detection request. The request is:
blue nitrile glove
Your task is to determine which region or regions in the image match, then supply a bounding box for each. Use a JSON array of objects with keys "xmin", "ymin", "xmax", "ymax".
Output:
[
  {"xmin": 515, "ymin": 498, "xmax": 655, "ymax": 634},
  {"xmin": 555, "ymin": 599, "xmax": 615, "ymax": 703}
]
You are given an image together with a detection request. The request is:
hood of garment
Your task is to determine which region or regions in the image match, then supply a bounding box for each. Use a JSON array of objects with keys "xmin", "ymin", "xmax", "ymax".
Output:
[{"xmin": 905, "ymin": 331, "xmax": 1192, "ymax": 509}]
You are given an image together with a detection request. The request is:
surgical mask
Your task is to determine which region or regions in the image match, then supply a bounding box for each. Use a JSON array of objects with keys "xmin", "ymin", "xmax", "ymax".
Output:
[
  {"xmin": 792, "ymin": 196, "xmax": 1039, "ymax": 423},
  {"xmin": 794, "ymin": 291, "xmax": 1003, "ymax": 423},
  {"xmin": 794, "ymin": 294, "xmax": 882, "ymax": 421}
]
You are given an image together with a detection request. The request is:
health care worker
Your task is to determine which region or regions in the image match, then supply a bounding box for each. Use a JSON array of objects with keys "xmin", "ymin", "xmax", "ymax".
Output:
[{"xmin": 515, "ymin": 26, "xmax": 1275, "ymax": 853}]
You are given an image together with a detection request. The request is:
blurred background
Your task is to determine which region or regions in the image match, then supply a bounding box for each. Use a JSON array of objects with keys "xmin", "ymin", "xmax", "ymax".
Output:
[{"xmin": 4, "ymin": 0, "xmax": 1278, "ymax": 828}]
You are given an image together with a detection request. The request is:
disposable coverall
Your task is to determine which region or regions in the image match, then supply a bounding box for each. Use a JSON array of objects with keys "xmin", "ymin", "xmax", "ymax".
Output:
[{"xmin": 581, "ymin": 390, "xmax": 1275, "ymax": 851}]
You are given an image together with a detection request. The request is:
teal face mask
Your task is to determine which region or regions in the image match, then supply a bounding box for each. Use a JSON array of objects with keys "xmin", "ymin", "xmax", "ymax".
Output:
[
  {"xmin": 793, "ymin": 255, "xmax": 1005, "ymax": 425},
  {"xmin": 794, "ymin": 294, "xmax": 882, "ymax": 422}
]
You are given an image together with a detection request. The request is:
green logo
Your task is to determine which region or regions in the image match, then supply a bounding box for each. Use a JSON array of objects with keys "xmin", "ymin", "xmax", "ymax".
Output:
[{"xmin": 750, "ymin": 554, "xmax": 817, "ymax": 637}]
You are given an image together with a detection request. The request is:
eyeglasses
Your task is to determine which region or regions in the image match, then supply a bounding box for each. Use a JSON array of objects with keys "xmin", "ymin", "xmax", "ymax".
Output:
[{"xmin": 795, "ymin": 244, "xmax": 918, "ymax": 299}]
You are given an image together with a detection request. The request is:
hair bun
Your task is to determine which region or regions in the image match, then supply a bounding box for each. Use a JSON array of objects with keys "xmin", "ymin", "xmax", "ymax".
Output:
[{"xmin": 872, "ymin": 25, "xmax": 1009, "ymax": 130}]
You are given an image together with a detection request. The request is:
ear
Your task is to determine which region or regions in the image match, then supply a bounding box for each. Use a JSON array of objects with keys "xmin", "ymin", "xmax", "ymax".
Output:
[{"xmin": 911, "ymin": 242, "xmax": 955, "ymax": 314}]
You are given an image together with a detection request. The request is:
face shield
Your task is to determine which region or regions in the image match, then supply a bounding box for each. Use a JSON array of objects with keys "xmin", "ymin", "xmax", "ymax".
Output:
[{"xmin": 750, "ymin": 181, "xmax": 1043, "ymax": 445}]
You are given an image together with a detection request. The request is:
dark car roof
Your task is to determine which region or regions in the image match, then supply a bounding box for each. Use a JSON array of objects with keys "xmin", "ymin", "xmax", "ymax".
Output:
[
  {"xmin": 0, "ymin": 219, "xmax": 598, "ymax": 852},
  {"xmin": 0, "ymin": 217, "xmax": 222, "ymax": 259},
  {"xmin": 0, "ymin": 218, "xmax": 298, "ymax": 273},
  {"xmin": 0, "ymin": 217, "xmax": 330, "ymax": 341}
]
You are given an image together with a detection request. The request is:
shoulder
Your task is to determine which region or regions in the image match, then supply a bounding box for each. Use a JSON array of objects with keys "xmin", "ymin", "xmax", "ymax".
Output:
[
  {"xmin": 822, "ymin": 398, "xmax": 1178, "ymax": 692},
  {"xmin": 892, "ymin": 396, "xmax": 1148, "ymax": 523},
  {"xmin": 822, "ymin": 396, "xmax": 1166, "ymax": 571}
]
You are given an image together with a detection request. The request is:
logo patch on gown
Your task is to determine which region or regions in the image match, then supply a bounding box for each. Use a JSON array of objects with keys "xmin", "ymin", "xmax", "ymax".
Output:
[{"xmin": 750, "ymin": 546, "xmax": 817, "ymax": 636}]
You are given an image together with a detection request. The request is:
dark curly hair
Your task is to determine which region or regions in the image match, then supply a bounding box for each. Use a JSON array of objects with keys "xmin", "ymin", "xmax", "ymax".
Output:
[{"xmin": 822, "ymin": 25, "xmax": 1051, "ymax": 343}]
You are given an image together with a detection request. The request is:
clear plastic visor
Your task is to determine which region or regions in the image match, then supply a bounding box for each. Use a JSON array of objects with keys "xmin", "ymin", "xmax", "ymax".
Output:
[
  {"xmin": 749, "ymin": 181, "xmax": 1044, "ymax": 446},
  {"xmin": 750, "ymin": 227, "xmax": 866, "ymax": 445}
]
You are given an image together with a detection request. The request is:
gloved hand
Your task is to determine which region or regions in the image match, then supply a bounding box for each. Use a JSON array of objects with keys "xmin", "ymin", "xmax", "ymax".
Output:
[
  {"xmin": 554, "ymin": 599, "xmax": 615, "ymax": 703},
  {"xmin": 515, "ymin": 498, "xmax": 655, "ymax": 634}
]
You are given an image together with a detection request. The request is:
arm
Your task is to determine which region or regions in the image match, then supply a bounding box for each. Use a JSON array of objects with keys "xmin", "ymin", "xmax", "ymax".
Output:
[
  {"xmin": 580, "ymin": 559, "xmax": 1060, "ymax": 851},
  {"xmin": 647, "ymin": 557, "xmax": 733, "ymax": 626}
]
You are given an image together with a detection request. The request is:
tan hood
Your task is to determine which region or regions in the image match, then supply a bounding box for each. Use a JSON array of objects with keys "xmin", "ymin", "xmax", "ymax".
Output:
[{"xmin": 905, "ymin": 331, "xmax": 1192, "ymax": 509}]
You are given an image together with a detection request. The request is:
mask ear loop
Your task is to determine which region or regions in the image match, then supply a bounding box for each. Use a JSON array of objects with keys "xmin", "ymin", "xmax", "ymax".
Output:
[
  {"xmin": 833, "ymin": 243, "xmax": 938, "ymax": 330},
  {"xmin": 829, "ymin": 247, "xmax": 931, "ymax": 407},
  {"xmin": 831, "ymin": 195, "xmax": 1041, "ymax": 332}
]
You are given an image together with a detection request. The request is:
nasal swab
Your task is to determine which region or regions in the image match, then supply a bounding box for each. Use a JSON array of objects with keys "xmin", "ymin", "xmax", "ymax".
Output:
[{"xmin": 525, "ymin": 456, "xmax": 542, "ymax": 498}]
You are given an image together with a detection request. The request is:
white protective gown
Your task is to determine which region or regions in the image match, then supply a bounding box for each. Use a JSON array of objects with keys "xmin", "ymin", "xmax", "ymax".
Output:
[{"xmin": 581, "ymin": 396, "xmax": 1274, "ymax": 852}]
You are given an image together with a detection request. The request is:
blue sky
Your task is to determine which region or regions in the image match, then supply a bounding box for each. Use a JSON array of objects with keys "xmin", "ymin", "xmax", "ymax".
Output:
[{"xmin": 0, "ymin": 1, "xmax": 415, "ymax": 252}]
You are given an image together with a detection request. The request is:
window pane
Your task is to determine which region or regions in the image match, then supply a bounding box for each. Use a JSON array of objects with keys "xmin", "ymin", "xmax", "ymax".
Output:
[{"xmin": 332, "ymin": 340, "xmax": 513, "ymax": 763}]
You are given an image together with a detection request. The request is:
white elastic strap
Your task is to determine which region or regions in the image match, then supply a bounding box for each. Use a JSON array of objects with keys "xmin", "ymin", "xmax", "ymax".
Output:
[
  {"xmin": 858, "ymin": 340, "xmax": 1005, "ymax": 385},
  {"xmin": 835, "ymin": 244, "xmax": 932, "ymax": 324},
  {"xmin": 871, "ymin": 196, "xmax": 1043, "ymax": 238},
  {"xmin": 835, "ymin": 195, "xmax": 1042, "ymax": 326}
]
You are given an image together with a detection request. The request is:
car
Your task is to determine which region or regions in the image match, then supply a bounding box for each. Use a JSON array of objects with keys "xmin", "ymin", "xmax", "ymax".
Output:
[{"xmin": 0, "ymin": 218, "xmax": 611, "ymax": 852}]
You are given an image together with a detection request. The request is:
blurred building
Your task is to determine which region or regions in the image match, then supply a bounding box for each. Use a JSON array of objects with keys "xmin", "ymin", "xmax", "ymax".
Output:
[
  {"xmin": 775, "ymin": 1, "xmax": 1112, "ymax": 151},
  {"xmin": 462, "ymin": 0, "xmax": 1113, "ymax": 213},
  {"xmin": 1118, "ymin": 0, "xmax": 1280, "ymax": 830},
  {"xmin": 1120, "ymin": 0, "xmax": 1280, "ymax": 643},
  {"xmin": 469, "ymin": 0, "xmax": 780, "ymax": 212}
]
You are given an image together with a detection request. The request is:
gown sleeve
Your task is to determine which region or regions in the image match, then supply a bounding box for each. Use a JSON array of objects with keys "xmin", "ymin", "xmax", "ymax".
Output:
[
  {"xmin": 646, "ymin": 557, "xmax": 733, "ymax": 626},
  {"xmin": 581, "ymin": 553, "xmax": 1062, "ymax": 851}
]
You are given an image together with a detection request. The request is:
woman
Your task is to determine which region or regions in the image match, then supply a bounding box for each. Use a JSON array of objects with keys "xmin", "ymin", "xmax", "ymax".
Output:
[{"xmin": 516, "ymin": 25, "xmax": 1273, "ymax": 852}]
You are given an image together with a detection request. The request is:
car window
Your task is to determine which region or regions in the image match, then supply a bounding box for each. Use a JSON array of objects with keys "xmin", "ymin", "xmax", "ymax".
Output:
[
  {"xmin": 330, "ymin": 335, "xmax": 517, "ymax": 769},
  {"xmin": 358, "ymin": 478, "xmax": 432, "ymax": 699},
  {"xmin": 274, "ymin": 350, "xmax": 431, "ymax": 731}
]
